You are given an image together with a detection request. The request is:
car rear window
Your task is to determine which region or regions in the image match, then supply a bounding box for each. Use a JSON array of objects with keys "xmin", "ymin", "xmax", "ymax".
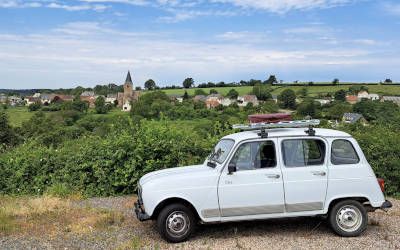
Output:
[
  {"xmin": 331, "ymin": 139, "xmax": 360, "ymax": 165},
  {"xmin": 282, "ymin": 139, "xmax": 326, "ymax": 167}
]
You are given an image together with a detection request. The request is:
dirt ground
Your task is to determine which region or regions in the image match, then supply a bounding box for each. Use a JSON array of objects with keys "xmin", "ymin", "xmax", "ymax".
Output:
[{"xmin": 0, "ymin": 196, "xmax": 399, "ymax": 250}]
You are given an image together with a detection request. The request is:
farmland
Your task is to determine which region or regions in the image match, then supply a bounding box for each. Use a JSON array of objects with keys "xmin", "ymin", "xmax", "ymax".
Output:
[{"xmin": 161, "ymin": 84, "xmax": 400, "ymax": 97}]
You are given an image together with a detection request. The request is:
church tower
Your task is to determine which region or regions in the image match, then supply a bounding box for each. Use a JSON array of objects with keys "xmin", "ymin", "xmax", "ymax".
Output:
[{"xmin": 123, "ymin": 71, "xmax": 133, "ymax": 98}]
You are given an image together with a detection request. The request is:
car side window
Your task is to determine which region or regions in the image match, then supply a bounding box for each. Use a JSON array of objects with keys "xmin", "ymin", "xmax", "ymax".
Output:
[
  {"xmin": 282, "ymin": 139, "xmax": 326, "ymax": 167},
  {"xmin": 331, "ymin": 139, "xmax": 360, "ymax": 165},
  {"xmin": 230, "ymin": 141, "xmax": 276, "ymax": 171}
]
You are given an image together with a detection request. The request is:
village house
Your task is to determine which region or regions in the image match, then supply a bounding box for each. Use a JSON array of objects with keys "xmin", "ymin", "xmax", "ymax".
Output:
[
  {"xmin": 80, "ymin": 96, "xmax": 97, "ymax": 108},
  {"xmin": 40, "ymin": 94, "xmax": 55, "ymax": 105},
  {"xmin": 168, "ymin": 94, "xmax": 183, "ymax": 103},
  {"xmin": 237, "ymin": 95, "xmax": 259, "ymax": 107},
  {"xmin": 105, "ymin": 94, "xmax": 117, "ymax": 104},
  {"xmin": 357, "ymin": 91, "xmax": 380, "ymax": 101},
  {"xmin": 315, "ymin": 98, "xmax": 331, "ymax": 105},
  {"xmin": 342, "ymin": 113, "xmax": 367, "ymax": 125},
  {"xmin": 8, "ymin": 96, "xmax": 23, "ymax": 106},
  {"xmin": 25, "ymin": 96, "xmax": 40, "ymax": 106},
  {"xmin": 271, "ymin": 94, "xmax": 278, "ymax": 103},
  {"xmin": 81, "ymin": 91, "xmax": 95, "ymax": 97},
  {"xmin": 117, "ymin": 71, "xmax": 140, "ymax": 112},
  {"xmin": 381, "ymin": 96, "xmax": 400, "ymax": 106},
  {"xmin": 52, "ymin": 95, "xmax": 74, "ymax": 103},
  {"xmin": 205, "ymin": 94, "xmax": 224, "ymax": 109},
  {"xmin": 193, "ymin": 95, "xmax": 207, "ymax": 102}
]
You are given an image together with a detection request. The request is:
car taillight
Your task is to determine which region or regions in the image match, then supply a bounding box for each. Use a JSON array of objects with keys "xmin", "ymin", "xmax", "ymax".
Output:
[{"xmin": 377, "ymin": 178, "xmax": 385, "ymax": 193}]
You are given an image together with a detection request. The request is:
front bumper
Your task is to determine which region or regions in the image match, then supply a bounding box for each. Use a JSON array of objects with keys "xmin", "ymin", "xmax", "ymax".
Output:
[
  {"xmin": 381, "ymin": 200, "xmax": 393, "ymax": 209},
  {"xmin": 134, "ymin": 201, "xmax": 151, "ymax": 221}
]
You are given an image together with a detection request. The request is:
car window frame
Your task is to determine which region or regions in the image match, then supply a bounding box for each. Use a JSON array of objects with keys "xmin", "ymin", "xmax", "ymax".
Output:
[
  {"xmin": 330, "ymin": 139, "xmax": 360, "ymax": 165},
  {"xmin": 281, "ymin": 138, "xmax": 327, "ymax": 168},
  {"xmin": 226, "ymin": 139, "xmax": 278, "ymax": 172}
]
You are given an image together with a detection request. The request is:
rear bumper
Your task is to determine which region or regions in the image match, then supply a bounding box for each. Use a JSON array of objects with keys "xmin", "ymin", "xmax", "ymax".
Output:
[
  {"xmin": 134, "ymin": 201, "xmax": 151, "ymax": 221},
  {"xmin": 381, "ymin": 200, "xmax": 393, "ymax": 209}
]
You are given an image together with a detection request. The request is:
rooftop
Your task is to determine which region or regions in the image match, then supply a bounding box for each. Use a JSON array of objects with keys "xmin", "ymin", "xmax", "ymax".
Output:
[{"xmin": 223, "ymin": 128, "xmax": 352, "ymax": 142}]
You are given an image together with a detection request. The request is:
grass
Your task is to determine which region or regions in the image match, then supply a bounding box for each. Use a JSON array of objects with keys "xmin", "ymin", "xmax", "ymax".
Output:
[
  {"xmin": 0, "ymin": 195, "xmax": 125, "ymax": 236},
  {"xmin": 157, "ymin": 84, "xmax": 400, "ymax": 97},
  {"xmin": 3, "ymin": 107, "xmax": 34, "ymax": 127}
]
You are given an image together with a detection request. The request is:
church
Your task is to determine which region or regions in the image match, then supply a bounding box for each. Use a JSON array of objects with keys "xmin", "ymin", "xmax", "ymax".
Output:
[{"xmin": 117, "ymin": 71, "xmax": 140, "ymax": 111}]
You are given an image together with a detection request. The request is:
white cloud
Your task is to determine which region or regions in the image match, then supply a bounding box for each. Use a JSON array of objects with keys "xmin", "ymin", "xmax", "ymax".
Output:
[
  {"xmin": 0, "ymin": 21, "xmax": 382, "ymax": 88},
  {"xmin": 0, "ymin": 0, "xmax": 109, "ymax": 11},
  {"xmin": 382, "ymin": 2, "xmax": 400, "ymax": 16},
  {"xmin": 210, "ymin": 0, "xmax": 354, "ymax": 14}
]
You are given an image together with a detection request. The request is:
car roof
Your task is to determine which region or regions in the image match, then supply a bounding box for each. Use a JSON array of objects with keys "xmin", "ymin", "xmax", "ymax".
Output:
[{"xmin": 222, "ymin": 128, "xmax": 352, "ymax": 142}]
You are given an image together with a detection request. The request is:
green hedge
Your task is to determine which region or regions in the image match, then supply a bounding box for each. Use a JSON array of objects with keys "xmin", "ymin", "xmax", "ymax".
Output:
[{"xmin": 0, "ymin": 120, "xmax": 216, "ymax": 196}]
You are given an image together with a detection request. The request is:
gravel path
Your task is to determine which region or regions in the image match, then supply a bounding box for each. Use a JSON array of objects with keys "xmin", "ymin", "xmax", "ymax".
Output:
[{"xmin": 1, "ymin": 197, "xmax": 399, "ymax": 250}]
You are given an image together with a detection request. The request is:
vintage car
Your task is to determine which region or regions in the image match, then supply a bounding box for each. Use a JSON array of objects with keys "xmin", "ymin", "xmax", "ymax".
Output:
[{"xmin": 135, "ymin": 120, "xmax": 392, "ymax": 242}]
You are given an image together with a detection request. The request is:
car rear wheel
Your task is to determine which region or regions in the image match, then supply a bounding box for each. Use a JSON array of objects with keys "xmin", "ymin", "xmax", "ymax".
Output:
[
  {"xmin": 157, "ymin": 203, "xmax": 196, "ymax": 243},
  {"xmin": 329, "ymin": 200, "xmax": 367, "ymax": 237}
]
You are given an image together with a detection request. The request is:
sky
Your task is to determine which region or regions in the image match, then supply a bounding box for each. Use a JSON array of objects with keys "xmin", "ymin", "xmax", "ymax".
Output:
[{"xmin": 0, "ymin": 0, "xmax": 399, "ymax": 89}]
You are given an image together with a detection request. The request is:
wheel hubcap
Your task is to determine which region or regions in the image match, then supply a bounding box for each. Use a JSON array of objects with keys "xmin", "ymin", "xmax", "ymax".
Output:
[
  {"xmin": 336, "ymin": 205, "xmax": 362, "ymax": 232},
  {"xmin": 166, "ymin": 211, "xmax": 190, "ymax": 236}
]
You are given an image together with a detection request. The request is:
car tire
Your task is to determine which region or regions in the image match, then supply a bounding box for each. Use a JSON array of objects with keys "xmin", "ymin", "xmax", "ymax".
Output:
[
  {"xmin": 157, "ymin": 203, "xmax": 196, "ymax": 243},
  {"xmin": 329, "ymin": 200, "xmax": 368, "ymax": 237}
]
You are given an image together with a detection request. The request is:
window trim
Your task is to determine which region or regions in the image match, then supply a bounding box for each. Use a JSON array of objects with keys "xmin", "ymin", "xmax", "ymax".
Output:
[
  {"xmin": 281, "ymin": 138, "xmax": 327, "ymax": 168},
  {"xmin": 228, "ymin": 139, "xmax": 277, "ymax": 172},
  {"xmin": 330, "ymin": 139, "xmax": 360, "ymax": 165}
]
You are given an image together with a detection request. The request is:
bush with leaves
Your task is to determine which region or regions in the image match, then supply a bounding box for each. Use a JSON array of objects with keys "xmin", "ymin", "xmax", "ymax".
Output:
[{"xmin": 278, "ymin": 89, "xmax": 296, "ymax": 109}]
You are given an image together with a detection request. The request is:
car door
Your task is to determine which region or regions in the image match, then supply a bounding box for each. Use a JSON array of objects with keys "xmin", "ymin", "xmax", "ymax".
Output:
[
  {"xmin": 218, "ymin": 138, "xmax": 285, "ymax": 217},
  {"xmin": 279, "ymin": 137, "xmax": 328, "ymax": 212}
]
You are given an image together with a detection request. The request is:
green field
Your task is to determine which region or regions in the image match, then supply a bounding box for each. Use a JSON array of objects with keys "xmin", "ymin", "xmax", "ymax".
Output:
[
  {"xmin": 4, "ymin": 107, "xmax": 34, "ymax": 127},
  {"xmin": 160, "ymin": 84, "xmax": 400, "ymax": 97}
]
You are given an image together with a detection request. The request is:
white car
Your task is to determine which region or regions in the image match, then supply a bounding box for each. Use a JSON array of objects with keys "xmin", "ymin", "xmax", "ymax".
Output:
[{"xmin": 134, "ymin": 120, "xmax": 392, "ymax": 242}]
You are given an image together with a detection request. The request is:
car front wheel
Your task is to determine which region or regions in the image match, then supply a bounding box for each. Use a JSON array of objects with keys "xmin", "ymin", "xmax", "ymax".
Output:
[
  {"xmin": 329, "ymin": 200, "xmax": 368, "ymax": 237},
  {"xmin": 157, "ymin": 203, "xmax": 196, "ymax": 243}
]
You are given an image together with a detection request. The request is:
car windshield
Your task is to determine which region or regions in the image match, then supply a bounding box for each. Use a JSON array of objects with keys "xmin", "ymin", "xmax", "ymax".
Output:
[{"xmin": 209, "ymin": 139, "xmax": 235, "ymax": 164}]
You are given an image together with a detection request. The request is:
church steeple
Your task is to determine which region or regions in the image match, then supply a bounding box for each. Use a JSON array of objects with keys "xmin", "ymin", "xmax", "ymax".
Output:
[{"xmin": 125, "ymin": 71, "xmax": 133, "ymax": 84}]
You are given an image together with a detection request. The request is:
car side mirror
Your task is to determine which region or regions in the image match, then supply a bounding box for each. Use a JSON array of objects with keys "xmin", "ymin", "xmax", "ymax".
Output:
[{"xmin": 228, "ymin": 163, "xmax": 237, "ymax": 175}]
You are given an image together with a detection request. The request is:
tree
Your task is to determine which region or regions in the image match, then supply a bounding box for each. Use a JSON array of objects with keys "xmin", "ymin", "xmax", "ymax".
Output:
[
  {"xmin": 252, "ymin": 84, "xmax": 272, "ymax": 101},
  {"xmin": 194, "ymin": 89, "xmax": 207, "ymax": 96},
  {"xmin": 28, "ymin": 102, "xmax": 42, "ymax": 112},
  {"xmin": 278, "ymin": 89, "xmax": 296, "ymax": 109},
  {"xmin": 95, "ymin": 96, "xmax": 108, "ymax": 114},
  {"xmin": 297, "ymin": 88, "xmax": 308, "ymax": 98},
  {"xmin": 182, "ymin": 78, "xmax": 194, "ymax": 89},
  {"xmin": 144, "ymin": 79, "xmax": 156, "ymax": 90},
  {"xmin": 183, "ymin": 91, "xmax": 189, "ymax": 100},
  {"xmin": 296, "ymin": 99, "xmax": 317, "ymax": 117},
  {"xmin": 265, "ymin": 75, "xmax": 278, "ymax": 85},
  {"xmin": 384, "ymin": 79, "xmax": 393, "ymax": 84},
  {"xmin": 209, "ymin": 89, "xmax": 218, "ymax": 94},
  {"xmin": 226, "ymin": 89, "xmax": 239, "ymax": 99},
  {"xmin": 327, "ymin": 102, "xmax": 352, "ymax": 120},
  {"xmin": 334, "ymin": 89, "xmax": 346, "ymax": 102},
  {"xmin": 0, "ymin": 112, "xmax": 19, "ymax": 151},
  {"xmin": 332, "ymin": 78, "xmax": 339, "ymax": 85}
]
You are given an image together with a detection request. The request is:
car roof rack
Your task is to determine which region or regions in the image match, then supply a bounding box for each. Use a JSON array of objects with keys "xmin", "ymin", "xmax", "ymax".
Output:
[{"xmin": 232, "ymin": 119, "xmax": 320, "ymax": 138}]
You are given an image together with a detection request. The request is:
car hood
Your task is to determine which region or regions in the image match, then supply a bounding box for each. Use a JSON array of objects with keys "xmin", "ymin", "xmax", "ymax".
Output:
[{"xmin": 139, "ymin": 164, "xmax": 210, "ymax": 186}]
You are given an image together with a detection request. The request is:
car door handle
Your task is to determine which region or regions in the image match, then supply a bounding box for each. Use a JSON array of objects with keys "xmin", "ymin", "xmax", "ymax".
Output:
[
  {"xmin": 311, "ymin": 171, "xmax": 326, "ymax": 176},
  {"xmin": 266, "ymin": 174, "xmax": 280, "ymax": 179}
]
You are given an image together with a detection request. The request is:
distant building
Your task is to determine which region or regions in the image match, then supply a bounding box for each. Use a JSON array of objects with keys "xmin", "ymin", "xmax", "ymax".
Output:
[
  {"xmin": 205, "ymin": 99, "xmax": 221, "ymax": 109},
  {"xmin": 168, "ymin": 94, "xmax": 183, "ymax": 103},
  {"xmin": 357, "ymin": 90, "xmax": 369, "ymax": 99},
  {"xmin": 25, "ymin": 96, "xmax": 40, "ymax": 106},
  {"xmin": 52, "ymin": 95, "xmax": 74, "ymax": 103},
  {"xmin": 271, "ymin": 95, "xmax": 278, "ymax": 103},
  {"xmin": 32, "ymin": 93, "xmax": 41, "ymax": 98},
  {"xmin": 367, "ymin": 94, "xmax": 380, "ymax": 101},
  {"xmin": 80, "ymin": 96, "xmax": 97, "ymax": 108},
  {"xmin": 81, "ymin": 91, "xmax": 95, "ymax": 97},
  {"xmin": 105, "ymin": 94, "xmax": 117, "ymax": 104},
  {"xmin": 237, "ymin": 95, "xmax": 259, "ymax": 107},
  {"xmin": 40, "ymin": 94, "xmax": 55, "ymax": 105},
  {"xmin": 315, "ymin": 98, "xmax": 331, "ymax": 105},
  {"xmin": 346, "ymin": 95, "xmax": 358, "ymax": 104},
  {"xmin": 342, "ymin": 113, "xmax": 367, "ymax": 124},
  {"xmin": 193, "ymin": 95, "xmax": 207, "ymax": 103},
  {"xmin": 381, "ymin": 96, "xmax": 400, "ymax": 105},
  {"xmin": 117, "ymin": 71, "xmax": 140, "ymax": 111}
]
